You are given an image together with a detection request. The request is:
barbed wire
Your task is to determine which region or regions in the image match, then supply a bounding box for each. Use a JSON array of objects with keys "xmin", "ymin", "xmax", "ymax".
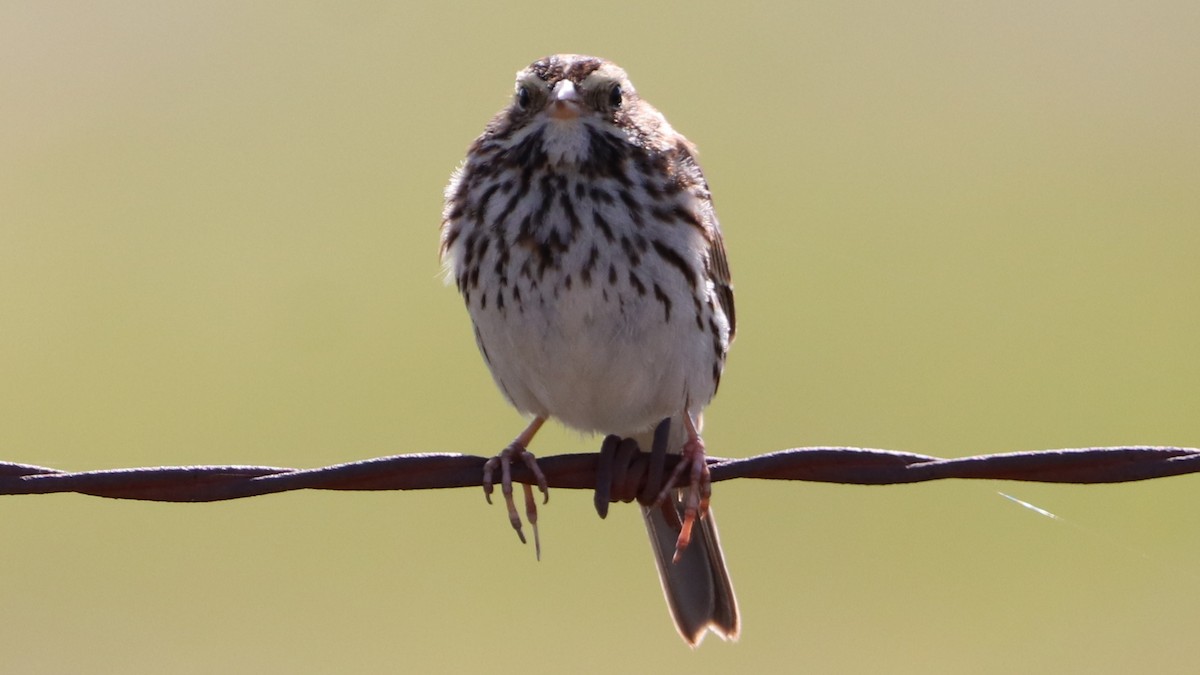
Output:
[{"xmin": 2, "ymin": 444, "xmax": 1198, "ymax": 505}]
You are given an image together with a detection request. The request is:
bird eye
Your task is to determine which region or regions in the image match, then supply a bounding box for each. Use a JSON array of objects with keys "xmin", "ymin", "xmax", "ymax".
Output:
[
  {"xmin": 608, "ymin": 84, "xmax": 623, "ymax": 108},
  {"xmin": 516, "ymin": 86, "xmax": 531, "ymax": 110}
]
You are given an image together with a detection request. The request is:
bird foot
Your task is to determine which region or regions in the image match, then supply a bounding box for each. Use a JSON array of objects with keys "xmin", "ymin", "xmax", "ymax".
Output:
[
  {"xmin": 654, "ymin": 431, "xmax": 712, "ymax": 563},
  {"xmin": 483, "ymin": 441, "xmax": 549, "ymax": 559}
]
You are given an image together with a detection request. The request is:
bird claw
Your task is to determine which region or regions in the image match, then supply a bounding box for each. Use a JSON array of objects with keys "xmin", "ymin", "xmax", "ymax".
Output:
[
  {"xmin": 653, "ymin": 432, "xmax": 712, "ymax": 563},
  {"xmin": 482, "ymin": 441, "xmax": 549, "ymax": 559}
]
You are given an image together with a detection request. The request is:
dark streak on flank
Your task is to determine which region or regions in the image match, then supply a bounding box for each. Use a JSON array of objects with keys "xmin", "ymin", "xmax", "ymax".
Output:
[
  {"xmin": 620, "ymin": 235, "xmax": 640, "ymax": 267},
  {"xmin": 674, "ymin": 205, "xmax": 706, "ymax": 234},
  {"xmin": 652, "ymin": 283, "xmax": 672, "ymax": 322},
  {"xmin": 476, "ymin": 182, "xmax": 501, "ymax": 223},
  {"xmin": 590, "ymin": 186, "xmax": 614, "ymax": 204},
  {"xmin": 618, "ymin": 189, "xmax": 644, "ymax": 227},
  {"xmin": 581, "ymin": 245, "xmax": 599, "ymax": 286},
  {"xmin": 493, "ymin": 245, "xmax": 509, "ymax": 288},
  {"xmin": 708, "ymin": 317, "xmax": 723, "ymax": 360},
  {"xmin": 593, "ymin": 210, "xmax": 615, "ymax": 242},
  {"xmin": 628, "ymin": 270, "xmax": 646, "ymax": 296},
  {"xmin": 650, "ymin": 240, "xmax": 698, "ymax": 290}
]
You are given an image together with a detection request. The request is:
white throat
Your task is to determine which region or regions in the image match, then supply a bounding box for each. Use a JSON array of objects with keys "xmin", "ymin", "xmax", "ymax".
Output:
[{"xmin": 540, "ymin": 119, "xmax": 590, "ymax": 166}]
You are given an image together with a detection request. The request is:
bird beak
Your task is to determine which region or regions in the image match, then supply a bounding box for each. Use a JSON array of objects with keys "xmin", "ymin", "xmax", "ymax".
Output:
[{"xmin": 549, "ymin": 80, "xmax": 581, "ymax": 120}]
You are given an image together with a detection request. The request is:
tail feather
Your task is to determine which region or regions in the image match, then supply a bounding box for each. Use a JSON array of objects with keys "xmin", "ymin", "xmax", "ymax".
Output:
[{"xmin": 642, "ymin": 497, "xmax": 739, "ymax": 646}]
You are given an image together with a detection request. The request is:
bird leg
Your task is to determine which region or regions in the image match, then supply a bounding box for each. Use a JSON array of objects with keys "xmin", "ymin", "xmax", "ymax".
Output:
[
  {"xmin": 482, "ymin": 416, "xmax": 549, "ymax": 559},
  {"xmin": 654, "ymin": 412, "xmax": 712, "ymax": 563}
]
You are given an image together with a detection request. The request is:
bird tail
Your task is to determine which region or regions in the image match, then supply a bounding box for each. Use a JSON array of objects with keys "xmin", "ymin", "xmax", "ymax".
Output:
[
  {"xmin": 642, "ymin": 497, "xmax": 740, "ymax": 646},
  {"xmin": 630, "ymin": 415, "xmax": 739, "ymax": 645}
]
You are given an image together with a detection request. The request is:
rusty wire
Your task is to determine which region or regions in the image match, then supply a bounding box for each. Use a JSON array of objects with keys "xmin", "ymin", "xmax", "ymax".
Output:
[{"xmin": 1, "ymin": 444, "xmax": 1198, "ymax": 504}]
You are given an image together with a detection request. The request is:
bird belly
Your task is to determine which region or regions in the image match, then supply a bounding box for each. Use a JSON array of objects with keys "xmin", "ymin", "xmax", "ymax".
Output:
[{"xmin": 468, "ymin": 243, "xmax": 721, "ymax": 437}]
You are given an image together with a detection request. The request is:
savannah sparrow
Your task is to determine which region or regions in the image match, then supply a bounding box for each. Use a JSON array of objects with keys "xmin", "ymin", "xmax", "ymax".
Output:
[{"xmin": 440, "ymin": 54, "xmax": 738, "ymax": 645}]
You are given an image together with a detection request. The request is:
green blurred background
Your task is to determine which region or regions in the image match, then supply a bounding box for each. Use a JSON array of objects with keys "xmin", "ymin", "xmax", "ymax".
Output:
[{"xmin": 2, "ymin": 1, "xmax": 1198, "ymax": 672}]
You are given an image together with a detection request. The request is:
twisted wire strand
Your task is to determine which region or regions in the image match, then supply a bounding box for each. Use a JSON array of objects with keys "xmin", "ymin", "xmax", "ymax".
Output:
[{"xmin": 2, "ymin": 444, "xmax": 1197, "ymax": 503}]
